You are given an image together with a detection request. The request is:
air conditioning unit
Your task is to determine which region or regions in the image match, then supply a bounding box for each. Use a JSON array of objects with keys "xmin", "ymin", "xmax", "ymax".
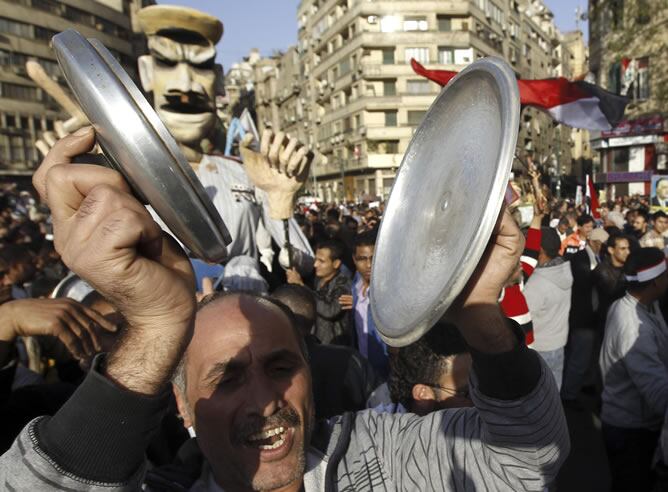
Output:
[
  {"xmin": 359, "ymin": 126, "xmax": 367, "ymax": 136},
  {"xmin": 367, "ymin": 15, "xmax": 378, "ymax": 24}
]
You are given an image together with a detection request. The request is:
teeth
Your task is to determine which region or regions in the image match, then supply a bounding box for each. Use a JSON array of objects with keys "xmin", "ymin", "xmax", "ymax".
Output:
[
  {"xmin": 247, "ymin": 426, "xmax": 286, "ymax": 442},
  {"xmin": 258, "ymin": 437, "xmax": 285, "ymax": 450}
]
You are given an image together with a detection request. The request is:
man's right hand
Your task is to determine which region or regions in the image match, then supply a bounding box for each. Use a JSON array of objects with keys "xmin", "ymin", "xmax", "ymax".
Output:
[
  {"xmin": 32, "ymin": 127, "xmax": 196, "ymax": 395},
  {"xmin": 339, "ymin": 294, "xmax": 353, "ymax": 311}
]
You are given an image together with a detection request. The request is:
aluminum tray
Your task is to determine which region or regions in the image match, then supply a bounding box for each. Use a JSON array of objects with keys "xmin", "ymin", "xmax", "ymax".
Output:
[
  {"xmin": 52, "ymin": 29, "xmax": 232, "ymax": 262},
  {"xmin": 369, "ymin": 57, "xmax": 520, "ymax": 347}
]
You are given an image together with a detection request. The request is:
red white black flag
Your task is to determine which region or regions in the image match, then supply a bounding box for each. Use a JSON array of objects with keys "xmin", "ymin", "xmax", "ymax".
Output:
[{"xmin": 411, "ymin": 59, "xmax": 629, "ymax": 131}]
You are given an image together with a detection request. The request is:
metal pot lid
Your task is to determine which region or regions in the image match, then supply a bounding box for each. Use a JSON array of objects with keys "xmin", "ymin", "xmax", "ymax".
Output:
[
  {"xmin": 52, "ymin": 29, "xmax": 232, "ymax": 262},
  {"xmin": 369, "ymin": 57, "xmax": 520, "ymax": 347}
]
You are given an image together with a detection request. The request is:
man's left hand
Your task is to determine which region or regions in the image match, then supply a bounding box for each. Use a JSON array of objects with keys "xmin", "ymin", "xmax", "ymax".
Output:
[{"xmin": 447, "ymin": 209, "xmax": 524, "ymax": 353}]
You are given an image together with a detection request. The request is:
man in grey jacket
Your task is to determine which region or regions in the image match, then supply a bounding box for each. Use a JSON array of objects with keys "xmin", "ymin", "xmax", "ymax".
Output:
[
  {"xmin": 600, "ymin": 247, "xmax": 668, "ymax": 492},
  {"xmin": 0, "ymin": 130, "xmax": 569, "ymax": 491},
  {"xmin": 524, "ymin": 227, "xmax": 574, "ymax": 390}
]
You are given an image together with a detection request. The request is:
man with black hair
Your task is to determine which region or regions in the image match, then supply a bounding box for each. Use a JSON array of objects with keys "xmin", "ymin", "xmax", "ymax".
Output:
[
  {"xmin": 593, "ymin": 234, "xmax": 631, "ymax": 324},
  {"xmin": 562, "ymin": 227, "xmax": 609, "ymax": 402},
  {"xmin": 600, "ymin": 247, "xmax": 668, "ymax": 492},
  {"xmin": 631, "ymin": 209, "xmax": 650, "ymax": 241},
  {"xmin": 0, "ymin": 245, "xmax": 36, "ymax": 299},
  {"xmin": 339, "ymin": 231, "xmax": 388, "ymax": 377},
  {"xmin": 286, "ymin": 240, "xmax": 352, "ymax": 345},
  {"xmin": 560, "ymin": 213, "xmax": 594, "ymax": 258},
  {"xmin": 272, "ymin": 284, "xmax": 380, "ymax": 419},
  {"xmin": 525, "ymin": 227, "xmax": 574, "ymax": 389},
  {"xmin": 640, "ymin": 210, "xmax": 668, "ymax": 249},
  {"xmin": 387, "ymin": 321, "xmax": 472, "ymax": 415}
]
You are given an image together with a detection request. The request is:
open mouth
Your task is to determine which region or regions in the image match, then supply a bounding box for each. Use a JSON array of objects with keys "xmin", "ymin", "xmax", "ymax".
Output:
[{"xmin": 245, "ymin": 426, "xmax": 290, "ymax": 451}]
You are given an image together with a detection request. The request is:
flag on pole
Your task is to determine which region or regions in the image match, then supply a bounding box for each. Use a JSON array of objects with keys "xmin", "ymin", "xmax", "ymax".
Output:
[
  {"xmin": 410, "ymin": 59, "xmax": 629, "ymax": 131},
  {"xmin": 586, "ymin": 175, "xmax": 601, "ymax": 219}
]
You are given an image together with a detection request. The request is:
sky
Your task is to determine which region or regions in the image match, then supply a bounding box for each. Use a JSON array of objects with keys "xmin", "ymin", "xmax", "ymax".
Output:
[{"xmin": 163, "ymin": 0, "xmax": 589, "ymax": 67}]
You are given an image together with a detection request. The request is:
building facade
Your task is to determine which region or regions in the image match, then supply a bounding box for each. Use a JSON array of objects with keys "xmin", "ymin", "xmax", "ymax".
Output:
[
  {"xmin": 293, "ymin": 0, "xmax": 574, "ymax": 202},
  {"xmin": 0, "ymin": 0, "xmax": 152, "ymax": 175},
  {"xmin": 589, "ymin": 0, "xmax": 668, "ymax": 198}
]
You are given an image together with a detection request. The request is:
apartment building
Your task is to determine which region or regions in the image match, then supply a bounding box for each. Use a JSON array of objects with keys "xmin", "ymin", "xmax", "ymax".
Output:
[
  {"xmin": 0, "ymin": 0, "xmax": 152, "ymax": 174},
  {"xmin": 295, "ymin": 0, "xmax": 573, "ymax": 201},
  {"xmin": 589, "ymin": 0, "xmax": 668, "ymax": 197}
]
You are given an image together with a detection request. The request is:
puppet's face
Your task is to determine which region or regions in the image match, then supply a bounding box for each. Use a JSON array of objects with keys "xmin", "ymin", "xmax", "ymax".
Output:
[{"xmin": 139, "ymin": 32, "xmax": 223, "ymax": 146}]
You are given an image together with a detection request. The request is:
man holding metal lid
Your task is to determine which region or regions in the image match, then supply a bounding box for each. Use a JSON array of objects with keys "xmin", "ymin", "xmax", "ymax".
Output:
[{"xmin": 0, "ymin": 128, "xmax": 569, "ymax": 491}]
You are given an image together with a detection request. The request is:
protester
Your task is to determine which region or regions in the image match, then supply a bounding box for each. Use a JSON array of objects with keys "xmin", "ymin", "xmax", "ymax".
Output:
[
  {"xmin": 631, "ymin": 209, "xmax": 649, "ymax": 241},
  {"xmin": 338, "ymin": 231, "xmax": 388, "ymax": 377},
  {"xmin": 0, "ymin": 130, "xmax": 568, "ymax": 491},
  {"xmin": 640, "ymin": 210, "xmax": 668, "ymax": 249},
  {"xmin": 272, "ymin": 284, "xmax": 380, "ymax": 419},
  {"xmin": 286, "ymin": 240, "xmax": 353, "ymax": 345},
  {"xmin": 386, "ymin": 320, "xmax": 472, "ymax": 415},
  {"xmin": 593, "ymin": 234, "xmax": 631, "ymax": 324},
  {"xmin": 600, "ymin": 247, "xmax": 668, "ymax": 492},
  {"xmin": 560, "ymin": 214, "xmax": 594, "ymax": 258},
  {"xmin": 525, "ymin": 227, "xmax": 574, "ymax": 389},
  {"xmin": 562, "ymin": 227, "xmax": 609, "ymax": 404}
]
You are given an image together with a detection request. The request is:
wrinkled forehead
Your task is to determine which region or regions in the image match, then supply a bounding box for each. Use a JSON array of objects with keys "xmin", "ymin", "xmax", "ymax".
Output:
[
  {"xmin": 188, "ymin": 295, "xmax": 301, "ymax": 370},
  {"xmin": 148, "ymin": 33, "xmax": 216, "ymax": 65}
]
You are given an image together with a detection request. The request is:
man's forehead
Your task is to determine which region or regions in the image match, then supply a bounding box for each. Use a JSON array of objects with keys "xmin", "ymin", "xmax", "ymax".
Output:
[
  {"xmin": 148, "ymin": 34, "xmax": 216, "ymax": 65},
  {"xmin": 188, "ymin": 296, "xmax": 301, "ymax": 378}
]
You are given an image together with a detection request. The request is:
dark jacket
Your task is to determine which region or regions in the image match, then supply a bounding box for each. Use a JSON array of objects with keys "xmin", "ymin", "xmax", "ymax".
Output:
[
  {"xmin": 592, "ymin": 257, "xmax": 626, "ymax": 325},
  {"xmin": 313, "ymin": 271, "xmax": 352, "ymax": 346},
  {"xmin": 569, "ymin": 246, "xmax": 599, "ymax": 330},
  {"xmin": 306, "ymin": 335, "xmax": 381, "ymax": 419}
]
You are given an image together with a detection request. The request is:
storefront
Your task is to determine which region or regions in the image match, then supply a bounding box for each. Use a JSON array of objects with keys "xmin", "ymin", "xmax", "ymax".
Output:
[{"xmin": 592, "ymin": 113, "xmax": 668, "ymax": 198}]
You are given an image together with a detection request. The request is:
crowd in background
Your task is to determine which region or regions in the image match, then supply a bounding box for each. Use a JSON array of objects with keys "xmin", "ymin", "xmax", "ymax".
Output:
[{"xmin": 2, "ymin": 173, "xmax": 668, "ymax": 490}]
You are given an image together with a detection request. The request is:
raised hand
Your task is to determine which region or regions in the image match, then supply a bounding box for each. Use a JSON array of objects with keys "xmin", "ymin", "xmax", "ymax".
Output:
[
  {"xmin": 0, "ymin": 298, "xmax": 117, "ymax": 361},
  {"xmin": 448, "ymin": 209, "xmax": 525, "ymax": 353},
  {"xmin": 240, "ymin": 130, "xmax": 316, "ymax": 220},
  {"xmin": 32, "ymin": 127, "xmax": 196, "ymax": 394}
]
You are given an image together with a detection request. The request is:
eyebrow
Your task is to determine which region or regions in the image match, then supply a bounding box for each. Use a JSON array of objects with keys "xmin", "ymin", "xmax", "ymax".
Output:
[{"xmin": 202, "ymin": 349, "xmax": 304, "ymax": 387}]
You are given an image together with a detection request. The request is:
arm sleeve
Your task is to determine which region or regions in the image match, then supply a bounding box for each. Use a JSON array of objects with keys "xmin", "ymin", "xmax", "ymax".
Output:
[
  {"xmin": 0, "ymin": 355, "xmax": 170, "ymax": 490},
  {"xmin": 315, "ymin": 278, "xmax": 350, "ymax": 320},
  {"xmin": 521, "ymin": 227, "xmax": 541, "ymax": 277},
  {"xmin": 621, "ymin": 322, "xmax": 668, "ymax": 417},
  {"xmin": 360, "ymin": 343, "xmax": 569, "ymax": 490}
]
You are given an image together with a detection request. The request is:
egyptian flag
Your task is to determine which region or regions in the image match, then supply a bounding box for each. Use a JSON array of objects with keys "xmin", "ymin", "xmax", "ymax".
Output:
[
  {"xmin": 586, "ymin": 175, "xmax": 601, "ymax": 219},
  {"xmin": 411, "ymin": 59, "xmax": 629, "ymax": 131}
]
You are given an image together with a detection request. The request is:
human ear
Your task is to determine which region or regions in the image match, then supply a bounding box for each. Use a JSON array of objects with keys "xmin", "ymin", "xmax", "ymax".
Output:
[
  {"xmin": 173, "ymin": 384, "xmax": 193, "ymax": 429},
  {"xmin": 411, "ymin": 384, "xmax": 436, "ymax": 402}
]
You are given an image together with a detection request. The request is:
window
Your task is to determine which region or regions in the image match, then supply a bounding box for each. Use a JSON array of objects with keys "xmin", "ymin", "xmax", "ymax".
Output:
[
  {"xmin": 407, "ymin": 79, "xmax": 431, "ymax": 94},
  {"xmin": 0, "ymin": 83, "xmax": 40, "ymax": 102},
  {"xmin": 407, "ymin": 110, "xmax": 427, "ymax": 125},
  {"xmin": 368, "ymin": 140, "xmax": 399, "ymax": 154},
  {"xmin": 437, "ymin": 16, "xmax": 451, "ymax": 32},
  {"xmin": 384, "ymin": 110, "xmax": 397, "ymax": 127},
  {"xmin": 454, "ymin": 48, "xmax": 474, "ymax": 65},
  {"xmin": 382, "ymin": 48, "xmax": 395, "ymax": 65},
  {"xmin": 0, "ymin": 17, "xmax": 32, "ymax": 38},
  {"xmin": 5, "ymin": 115, "xmax": 16, "ymax": 127},
  {"xmin": 405, "ymin": 47, "xmax": 429, "ymax": 64},
  {"xmin": 383, "ymin": 80, "xmax": 396, "ymax": 96},
  {"xmin": 438, "ymin": 47, "xmax": 454, "ymax": 64},
  {"xmin": 403, "ymin": 17, "xmax": 428, "ymax": 31},
  {"xmin": 34, "ymin": 26, "xmax": 59, "ymax": 42},
  {"xmin": 623, "ymin": 57, "xmax": 650, "ymax": 101}
]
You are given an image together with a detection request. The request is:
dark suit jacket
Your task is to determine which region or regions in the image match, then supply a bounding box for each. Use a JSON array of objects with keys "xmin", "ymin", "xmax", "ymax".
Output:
[{"xmin": 569, "ymin": 247, "xmax": 598, "ymax": 330}]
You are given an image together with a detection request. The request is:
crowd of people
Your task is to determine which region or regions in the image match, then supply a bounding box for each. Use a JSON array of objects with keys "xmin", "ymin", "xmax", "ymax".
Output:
[{"xmin": 0, "ymin": 140, "xmax": 667, "ymax": 490}]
